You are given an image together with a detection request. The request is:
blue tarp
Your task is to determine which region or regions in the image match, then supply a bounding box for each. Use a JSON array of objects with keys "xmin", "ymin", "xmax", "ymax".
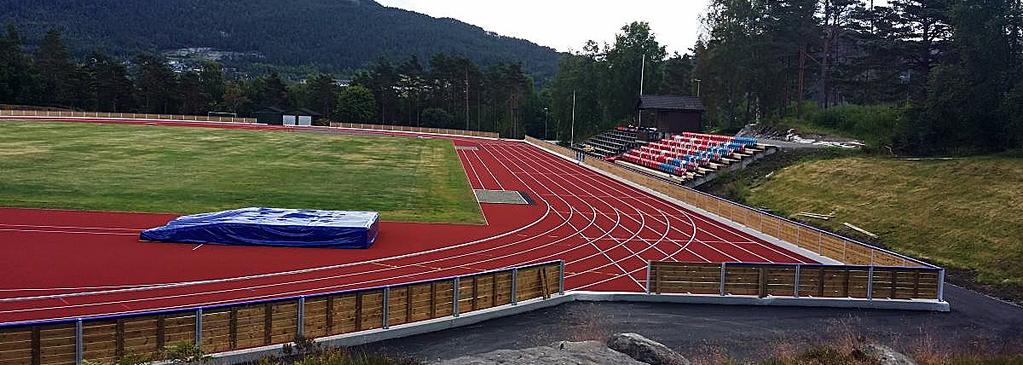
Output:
[{"xmin": 140, "ymin": 208, "xmax": 380, "ymax": 249}]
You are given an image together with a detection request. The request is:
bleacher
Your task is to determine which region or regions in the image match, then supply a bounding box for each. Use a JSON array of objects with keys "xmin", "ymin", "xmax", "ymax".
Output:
[
  {"xmin": 576, "ymin": 126, "xmax": 646, "ymax": 159},
  {"xmin": 610, "ymin": 132, "xmax": 766, "ymax": 184}
]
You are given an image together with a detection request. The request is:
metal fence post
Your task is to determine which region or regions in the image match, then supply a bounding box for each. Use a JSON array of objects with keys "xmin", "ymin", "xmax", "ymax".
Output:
[
  {"xmin": 194, "ymin": 308, "xmax": 203, "ymax": 349},
  {"xmin": 645, "ymin": 261, "xmax": 652, "ymax": 295},
  {"xmin": 452, "ymin": 278, "xmax": 461, "ymax": 317},
  {"xmin": 719, "ymin": 263, "xmax": 728, "ymax": 296},
  {"xmin": 75, "ymin": 319, "xmax": 83, "ymax": 365},
  {"xmin": 938, "ymin": 269, "xmax": 946, "ymax": 301},
  {"xmin": 793, "ymin": 264, "xmax": 801, "ymax": 298},
  {"xmin": 866, "ymin": 266, "xmax": 875, "ymax": 300},
  {"xmin": 559, "ymin": 261, "xmax": 566, "ymax": 295},
  {"xmin": 297, "ymin": 297, "xmax": 306, "ymax": 335},
  {"xmin": 381, "ymin": 288, "xmax": 390, "ymax": 329},
  {"xmin": 510, "ymin": 268, "xmax": 519, "ymax": 305}
]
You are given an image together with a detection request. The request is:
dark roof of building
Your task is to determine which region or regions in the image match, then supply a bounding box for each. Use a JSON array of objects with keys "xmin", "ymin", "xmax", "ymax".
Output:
[
  {"xmin": 290, "ymin": 108, "xmax": 323, "ymax": 117},
  {"xmin": 637, "ymin": 95, "xmax": 705, "ymax": 111},
  {"xmin": 254, "ymin": 106, "xmax": 285, "ymax": 114}
]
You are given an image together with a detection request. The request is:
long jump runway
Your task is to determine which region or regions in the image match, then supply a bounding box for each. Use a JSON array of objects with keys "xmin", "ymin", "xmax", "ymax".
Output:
[{"xmin": 0, "ymin": 119, "xmax": 818, "ymax": 324}]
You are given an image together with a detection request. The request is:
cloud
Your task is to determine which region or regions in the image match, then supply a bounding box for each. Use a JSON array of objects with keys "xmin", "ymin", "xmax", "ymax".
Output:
[{"xmin": 376, "ymin": 0, "xmax": 710, "ymax": 54}]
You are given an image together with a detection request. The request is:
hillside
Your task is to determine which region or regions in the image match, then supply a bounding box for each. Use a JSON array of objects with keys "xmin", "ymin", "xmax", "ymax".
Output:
[
  {"xmin": 0, "ymin": 0, "xmax": 560, "ymax": 76},
  {"xmin": 701, "ymin": 150, "xmax": 1023, "ymax": 302}
]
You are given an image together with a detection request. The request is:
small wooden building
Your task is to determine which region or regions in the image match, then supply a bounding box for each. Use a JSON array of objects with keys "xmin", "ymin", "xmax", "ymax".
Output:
[
  {"xmin": 254, "ymin": 107, "xmax": 323, "ymax": 126},
  {"xmin": 254, "ymin": 107, "xmax": 286, "ymax": 125},
  {"xmin": 637, "ymin": 95, "xmax": 705, "ymax": 134}
]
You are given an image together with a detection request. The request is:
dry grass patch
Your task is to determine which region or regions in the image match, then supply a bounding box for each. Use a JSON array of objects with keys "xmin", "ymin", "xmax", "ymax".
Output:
[{"xmin": 747, "ymin": 156, "xmax": 1023, "ymax": 287}]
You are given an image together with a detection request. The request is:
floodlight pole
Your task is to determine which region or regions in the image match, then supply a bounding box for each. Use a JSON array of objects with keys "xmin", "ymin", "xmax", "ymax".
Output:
[
  {"xmin": 638, "ymin": 54, "xmax": 646, "ymax": 128},
  {"xmin": 571, "ymin": 91, "xmax": 576, "ymax": 146},
  {"xmin": 544, "ymin": 107, "xmax": 549, "ymax": 140}
]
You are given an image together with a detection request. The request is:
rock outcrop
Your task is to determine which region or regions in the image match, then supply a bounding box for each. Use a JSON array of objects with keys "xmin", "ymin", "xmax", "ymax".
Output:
[
  {"xmin": 863, "ymin": 344, "xmax": 918, "ymax": 365},
  {"xmin": 607, "ymin": 333, "xmax": 691, "ymax": 365},
  {"xmin": 432, "ymin": 340, "xmax": 647, "ymax": 365}
]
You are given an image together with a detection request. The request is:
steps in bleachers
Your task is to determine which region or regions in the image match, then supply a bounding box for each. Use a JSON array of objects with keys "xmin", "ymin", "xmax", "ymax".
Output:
[{"xmin": 575, "ymin": 126, "xmax": 646, "ymax": 159}]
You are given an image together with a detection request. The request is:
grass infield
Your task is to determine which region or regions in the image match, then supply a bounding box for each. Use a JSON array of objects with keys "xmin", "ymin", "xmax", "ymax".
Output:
[
  {"xmin": 0, "ymin": 121, "xmax": 483, "ymax": 224},
  {"xmin": 745, "ymin": 155, "xmax": 1023, "ymax": 287}
]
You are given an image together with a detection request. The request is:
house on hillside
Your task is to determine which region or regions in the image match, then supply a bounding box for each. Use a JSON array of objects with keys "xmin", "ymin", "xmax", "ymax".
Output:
[{"xmin": 636, "ymin": 95, "xmax": 705, "ymax": 134}]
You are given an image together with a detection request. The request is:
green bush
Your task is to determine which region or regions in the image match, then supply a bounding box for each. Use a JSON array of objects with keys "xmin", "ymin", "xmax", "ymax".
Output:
[
  {"xmin": 770, "ymin": 104, "xmax": 907, "ymax": 151},
  {"xmin": 809, "ymin": 104, "xmax": 905, "ymax": 146}
]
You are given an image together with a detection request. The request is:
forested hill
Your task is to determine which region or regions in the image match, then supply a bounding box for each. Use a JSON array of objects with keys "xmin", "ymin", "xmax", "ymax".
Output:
[{"xmin": 0, "ymin": 0, "xmax": 560, "ymax": 76}]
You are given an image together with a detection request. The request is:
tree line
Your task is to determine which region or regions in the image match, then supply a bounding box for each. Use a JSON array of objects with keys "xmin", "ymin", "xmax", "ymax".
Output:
[
  {"xmin": 0, "ymin": 26, "xmax": 544, "ymax": 137},
  {"xmin": 694, "ymin": 0, "xmax": 1022, "ymax": 154},
  {"xmin": 547, "ymin": 1, "xmax": 1023, "ymax": 154},
  {"xmin": 351, "ymin": 54, "xmax": 546, "ymax": 138},
  {"xmin": 6, "ymin": 0, "xmax": 1023, "ymax": 155},
  {"xmin": 546, "ymin": 22, "xmax": 695, "ymax": 143}
]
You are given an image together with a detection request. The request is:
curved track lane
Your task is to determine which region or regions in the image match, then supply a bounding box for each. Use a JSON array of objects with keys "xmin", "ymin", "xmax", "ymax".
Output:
[{"xmin": 0, "ymin": 119, "xmax": 817, "ymax": 324}]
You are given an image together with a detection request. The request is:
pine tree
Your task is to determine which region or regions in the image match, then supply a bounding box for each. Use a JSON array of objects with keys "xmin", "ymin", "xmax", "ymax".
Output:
[
  {"xmin": 35, "ymin": 29, "xmax": 77, "ymax": 107},
  {"xmin": 0, "ymin": 23, "xmax": 39, "ymax": 104},
  {"xmin": 134, "ymin": 54, "xmax": 179, "ymax": 114}
]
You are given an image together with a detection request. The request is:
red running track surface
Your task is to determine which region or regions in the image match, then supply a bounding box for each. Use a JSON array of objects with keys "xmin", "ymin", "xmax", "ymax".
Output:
[{"xmin": 0, "ymin": 118, "xmax": 818, "ymax": 325}]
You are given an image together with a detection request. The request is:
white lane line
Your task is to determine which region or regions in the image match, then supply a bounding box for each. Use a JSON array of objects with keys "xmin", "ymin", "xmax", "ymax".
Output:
[
  {"xmin": 473, "ymin": 147, "xmax": 505, "ymax": 191},
  {"xmin": 507, "ymin": 145, "xmax": 700, "ymax": 279},
  {"xmin": 532, "ymin": 140, "xmax": 816, "ymax": 264},
  {"xmin": 459, "ymin": 149, "xmax": 486, "ymax": 189},
  {"xmin": 0, "ymin": 139, "xmax": 621, "ymax": 313},
  {"xmin": 490, "ymin": 144, "xmax": 645, "ymax": 289}
]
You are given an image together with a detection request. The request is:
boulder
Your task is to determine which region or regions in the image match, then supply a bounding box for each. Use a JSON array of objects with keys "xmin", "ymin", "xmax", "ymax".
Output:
[
  {"xmin": 606, "ymin": 333, "xmax": 690, "ymax": 365},
  {"xmin": 862, "ymin": 344, "xmax": 918, "ymax": 365},
  {"xmin": 432, "ymin": 340, "xmax": 647, "ymax": 365}
]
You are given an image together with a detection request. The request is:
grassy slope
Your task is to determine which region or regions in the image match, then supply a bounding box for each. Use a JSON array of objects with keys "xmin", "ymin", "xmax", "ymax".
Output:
[
  {"xmin": 0, "ymin": 122, "xmax": 482, "ymax": 224},
  {"xmin": 745, "ymin": 155, "xmax": 1023, "ymax": 286}
]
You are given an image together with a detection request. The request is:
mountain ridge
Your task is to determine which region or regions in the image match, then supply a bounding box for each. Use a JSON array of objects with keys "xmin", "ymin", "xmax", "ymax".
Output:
[{"xmin": 0, "ymin": 0, "xmax": 561, "ymax": 76}]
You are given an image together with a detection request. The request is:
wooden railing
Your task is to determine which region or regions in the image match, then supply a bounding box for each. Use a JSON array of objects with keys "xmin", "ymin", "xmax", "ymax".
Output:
[
  {"xmin": 648, "ymin": 262, "xmax": 943, "ymax": 301},
  {"xmin": 524, "ymin": 136, "xmax": 937, "ymax": 269},
  {"xmin": 329, "ymin": 122, "xmax": 499, "ymax": 139},
  {"xmin": 0, "ymin": 109, "xmax": 257, "ymax": 124},
  {"xmin": 0, "ymin": 261, "xmax": 563, "ymax": 365}
]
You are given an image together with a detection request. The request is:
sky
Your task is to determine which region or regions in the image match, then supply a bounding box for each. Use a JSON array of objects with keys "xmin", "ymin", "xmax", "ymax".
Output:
[{"xmin": 375, "ymin": 0, "xmax": 713, "ymax": 55}]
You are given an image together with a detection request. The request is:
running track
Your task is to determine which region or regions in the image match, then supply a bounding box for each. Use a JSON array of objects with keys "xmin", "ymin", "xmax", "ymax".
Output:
[{"xmin": 0, "ymin": 118, "xmax": 818, "ymax": 325}]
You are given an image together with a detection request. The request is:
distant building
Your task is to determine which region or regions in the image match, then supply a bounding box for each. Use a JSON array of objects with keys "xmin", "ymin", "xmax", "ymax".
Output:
[
  {"xmin": 254, "ymin": 107, "xmax": 286, "ymax": 125},
  {"xmin": 636, "ymin": 95, "xmax": 705, "ymax": 134},
  {"xmin": 254, "ymin": 107, "xmax": 323, "ymax": 126}
]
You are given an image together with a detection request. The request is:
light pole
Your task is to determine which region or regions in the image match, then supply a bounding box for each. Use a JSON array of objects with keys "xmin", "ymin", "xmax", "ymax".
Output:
[
  {"xmin": 571, "ymin": 91, "xmax": 576, "ymax": 147},
  {"xmin": 638, "ymin": 54, "xmax": 646, "ymax": 128},
  {"xmin": 543, "ymin": 107, "xmax": 549, "ymax": 140},
  {"xmin": 693, "ymin": 79, "xmax": 702, "ymax": 97}
]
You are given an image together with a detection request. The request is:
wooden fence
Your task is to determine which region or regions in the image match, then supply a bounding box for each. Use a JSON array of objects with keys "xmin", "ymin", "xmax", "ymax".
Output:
[
  {"xmin": 329, "ymin": 122, "xmax": 499, "ymax": 139},
  {"xmin": 524, "ymin": 136, "xmax": 936, "ymax": 269},
  {"xmin": 0, "ymin": 110, "xmax": 500, "ymax": 140},
  {"xmin": 0, "ymin": 109, "xmax": 257, "ymax": 124},
  {"xmin": 0, "ymin": 261, "xmax": 563, "ymax": 365},
  {"xmin": 648, "ymin": 262, "xmax": 943, "ymax": 301}
]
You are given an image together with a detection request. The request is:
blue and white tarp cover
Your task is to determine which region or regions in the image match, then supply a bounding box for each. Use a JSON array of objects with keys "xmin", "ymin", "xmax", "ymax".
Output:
[{"xmin": 140, "ymin": 208, "xmax": 380, "ymax": 249}]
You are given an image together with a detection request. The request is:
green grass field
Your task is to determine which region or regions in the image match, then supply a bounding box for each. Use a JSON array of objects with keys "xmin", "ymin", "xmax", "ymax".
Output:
[
  {"xmin": 0, "ymin": 121, "xmax": 483, "ymax": 224},
  {"xmin": 744, "ymin": 155, "xmax": 1023, "ymax": 287}
]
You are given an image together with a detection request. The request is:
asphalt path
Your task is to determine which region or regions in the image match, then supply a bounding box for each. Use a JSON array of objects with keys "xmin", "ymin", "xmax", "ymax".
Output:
[{"xmin": 361, "ymin": 285, "xmax": 1023, "ymax": 362}]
